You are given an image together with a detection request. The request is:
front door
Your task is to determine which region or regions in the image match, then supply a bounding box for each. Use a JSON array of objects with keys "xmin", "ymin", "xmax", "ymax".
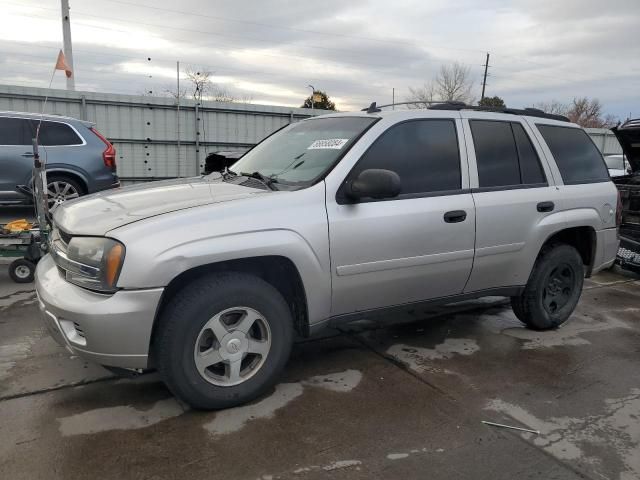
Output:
[
  {"xmin": 326, "ymin": 117, "xmax": 476, "ymax": 316},
  {"xmin": 0, "ymin": 117, "xmax": 36, "ymax": 203}
]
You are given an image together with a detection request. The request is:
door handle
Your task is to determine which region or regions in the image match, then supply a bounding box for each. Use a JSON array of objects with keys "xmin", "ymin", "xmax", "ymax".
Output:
[
  {"xmin": 21, "ymin": 152, "xmax": 34, "ymax": 157},
  {"xmin": 537, "ymin": 201, "xmax": 554, "ymax": 213},
  {"xmin": 444, "ymin": 210, "xmax": 467, "ymax": 223}
]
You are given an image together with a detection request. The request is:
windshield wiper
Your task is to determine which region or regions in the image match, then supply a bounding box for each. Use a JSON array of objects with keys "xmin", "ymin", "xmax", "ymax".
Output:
[{"xmin": 239, "ymin": 171, "xmax": 279, "ymax": 191}]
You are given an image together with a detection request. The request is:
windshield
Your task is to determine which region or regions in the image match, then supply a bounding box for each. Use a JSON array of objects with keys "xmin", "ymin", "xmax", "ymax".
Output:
[
  {"xmin": 605, "ymin": 155, "xmax": 625, "ymax": 170},
  {"xmin": 228, "ymin": 116, "xmax": 377, "ymax": 186}
]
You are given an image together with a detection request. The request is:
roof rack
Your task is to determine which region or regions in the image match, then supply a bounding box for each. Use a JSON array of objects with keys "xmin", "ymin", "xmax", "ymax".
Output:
[
  {"xmin": 361, "ymin": 101, "xmax": 570, "ymax": 122},
  {"xmin": 619, "ymin": 118, "xmax": 640, "ymax": 129}
]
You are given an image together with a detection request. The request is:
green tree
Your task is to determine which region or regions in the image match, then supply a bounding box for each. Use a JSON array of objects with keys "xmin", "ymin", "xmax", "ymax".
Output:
[
  {"xmin": 302, "ymin": 90, "xmax": 336, "ymax": 110},
  {"xmin": 478, "ymin": 96, "xmax": 505, "ymax": 108}
]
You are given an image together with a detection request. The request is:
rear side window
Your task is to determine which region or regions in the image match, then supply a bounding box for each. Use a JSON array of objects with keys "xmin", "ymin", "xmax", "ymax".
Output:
[
  {"xmin": 350, "ymin": 119, "xmax": 461, "ymax": 195},
  {"xmin": 537, "ymin": 125, "xmax": 609, "ymax": 184},
  {"xmin": 471, "ymin": 121, "xmax": 520, "ymax": 187},
  {"xmin": 33, "ymin": 120, "xmax": 83, "ymax": 146},
  {"xmin": 512, "ymin": 123, "xmax": 545, "ymax": 184},
  {"xmin": 0, "ymin": 117, "xmax": 32, "ymax": 145},
  {"xmin": 471, "ymin": 120, "xmax": 547, "ymax": 188}
]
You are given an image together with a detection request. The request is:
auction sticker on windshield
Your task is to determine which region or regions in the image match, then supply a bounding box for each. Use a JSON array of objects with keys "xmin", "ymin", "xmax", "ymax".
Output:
[{"xmin": 308, "ymin": 139, "xmax": 349, "ymax": 150}]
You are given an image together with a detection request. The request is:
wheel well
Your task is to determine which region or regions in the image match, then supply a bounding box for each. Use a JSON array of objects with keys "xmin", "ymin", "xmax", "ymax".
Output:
[
  {"xmin": 46, "ymin": 171, "xmax": 87, "ymax": 194},
  {"xmin": 543, "ymin": 226, "xmax": 596, "ymax": 275},
  {"xmin": 150, "ymin": 256, "xmax": 309, "ymax": 359}
]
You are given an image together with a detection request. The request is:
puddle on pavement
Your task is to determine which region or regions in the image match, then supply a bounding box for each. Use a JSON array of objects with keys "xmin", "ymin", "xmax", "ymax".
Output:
[
  {"xmin": 58, "ymin": 398, "xmax": 186, "ymax": 436},
  {"xmin": 203, "ymin": 382, "xmax": 304, "ymax": 436},
  {"xmin": 203, "ymin": 369, "xmax": 363, "ymax": 436},
  {"xmin": 0, "ymin": 338, "xmax": 35, "ymax": 382},
  {"xmin": 479, "ymin": 310, "xmax": 631, "ymax": 349},
  {"xmin": 485, "ymin": 389, "xmax": 640, "ymax": 478},
  {"xmin": 0, "ymin": 291, "xmax": 36, "ymax": 310},
  {"xmin": 56, "ymin": 369, "xmax": 363, "ymax": 437},
  {"xmin": 386, "ymin": 338, "xmax": 479, "ymax": 374}
]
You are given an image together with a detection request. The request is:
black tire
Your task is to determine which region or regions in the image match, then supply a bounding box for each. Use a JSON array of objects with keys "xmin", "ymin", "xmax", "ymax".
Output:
[
  {"xmin": 155, "ymin": 272, "xmax": 294, "ymax": 410},
  {"xmin": 511, "ymin": 244, "xmax": 584, "ymax": 330},
  {"xmin": 9, "ymin": 259, "xmax": 35, "ymax": 283}
]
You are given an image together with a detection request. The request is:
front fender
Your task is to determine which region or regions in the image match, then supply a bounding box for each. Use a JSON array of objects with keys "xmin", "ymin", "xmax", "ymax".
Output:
[{"xmin": 123, "ymin": 228, "xmax": 330, "ymax": 324}]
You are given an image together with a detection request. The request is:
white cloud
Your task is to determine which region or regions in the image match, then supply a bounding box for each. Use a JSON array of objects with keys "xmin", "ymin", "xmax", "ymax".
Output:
[{"xmin": 0, "ymin": 0, "xmax": 638, "ymax": 118}]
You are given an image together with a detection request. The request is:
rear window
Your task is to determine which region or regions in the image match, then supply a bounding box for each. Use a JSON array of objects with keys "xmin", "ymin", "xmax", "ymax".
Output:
[
  {"xmin": 32, "ymin": 120, "xmax": 83, "ymax": 146},
  {"xmin": 537, "ymin": 125, "xmax": 609, "ymax": 184}
]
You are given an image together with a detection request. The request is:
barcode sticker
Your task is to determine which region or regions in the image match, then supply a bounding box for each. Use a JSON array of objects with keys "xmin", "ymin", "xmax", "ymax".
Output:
[{"xmin": 308, "ymin": 138, "xmax": 349, "ymax": 150}]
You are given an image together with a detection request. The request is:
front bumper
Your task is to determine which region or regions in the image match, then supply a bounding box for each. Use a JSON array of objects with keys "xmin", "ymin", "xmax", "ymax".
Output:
[{"xmin": 35, "ymin": 254, "xmax": 164, "ymax": 369}]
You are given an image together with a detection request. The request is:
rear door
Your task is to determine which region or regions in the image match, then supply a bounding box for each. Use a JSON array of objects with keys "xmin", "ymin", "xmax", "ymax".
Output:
[
  {"xmin": 0, "ymin": 116, "xmax": 36, "ymax": 202},
  {"xmin": 462, "ymin": 113, "xmax": 560, "ymax": 291},
  {"xmin": 326, "ymin": 116, "xmax": 476, "ymax": 315}
]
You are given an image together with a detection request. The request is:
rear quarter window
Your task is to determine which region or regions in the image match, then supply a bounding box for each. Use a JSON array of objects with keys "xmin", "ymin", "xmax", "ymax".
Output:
[
  {"xmin": 537, "ymin": 124, "xmax": 609, "ymax": 184},
  {"xmin": 33, "ymin": 120, "xmax": 83, "ymax": 146}
]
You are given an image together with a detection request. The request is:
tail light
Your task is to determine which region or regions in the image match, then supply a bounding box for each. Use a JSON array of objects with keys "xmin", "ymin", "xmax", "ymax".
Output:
[
  {"xmin": 616, "ymin": 190, "xmax": 623, "ymax": 227},
  {"xmin": 90, "ymin": 127, "xmax": 116, "ymax": 169}
]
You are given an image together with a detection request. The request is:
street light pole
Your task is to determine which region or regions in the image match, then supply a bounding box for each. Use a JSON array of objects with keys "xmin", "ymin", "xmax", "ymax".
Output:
[{"xmin": 308, "ymin": 84, "xmax": 315, "ymax": 113}]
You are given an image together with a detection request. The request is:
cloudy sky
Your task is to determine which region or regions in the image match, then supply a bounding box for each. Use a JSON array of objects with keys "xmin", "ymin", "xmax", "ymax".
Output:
[{"xmin": 1, "ymin": 0, "xmax": 639, "ymax": 118}]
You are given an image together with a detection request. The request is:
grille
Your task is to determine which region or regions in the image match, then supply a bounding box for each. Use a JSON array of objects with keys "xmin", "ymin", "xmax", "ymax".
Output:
[
  {"xmin": 73, "ymin": 322, "xmax": 85, "ymax": 338},
  {"xmin": 617, "ymin": 246, "xmax": 640, "ymax": 264}
]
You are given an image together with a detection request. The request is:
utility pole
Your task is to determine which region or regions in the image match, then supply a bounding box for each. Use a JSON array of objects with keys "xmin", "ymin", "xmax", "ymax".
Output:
[
  {"xmin": 60, "ymin": 0, "xmax": 75, "ymax": 90},
  {"xmin": 481, "ymin": 52, "xmax": 490, "ymax": 101}
]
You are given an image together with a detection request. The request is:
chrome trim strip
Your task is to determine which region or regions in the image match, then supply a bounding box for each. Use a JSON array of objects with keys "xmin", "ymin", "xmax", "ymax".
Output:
[{"xmin": 336, "ymin": 249, "xmax": 475, "ymax": 276}]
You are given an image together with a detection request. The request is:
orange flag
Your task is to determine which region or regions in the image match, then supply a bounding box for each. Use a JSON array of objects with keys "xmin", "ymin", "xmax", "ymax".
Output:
[{"xmin": 55, "ymin": 49, "xmax": 73, "ymax": 78}]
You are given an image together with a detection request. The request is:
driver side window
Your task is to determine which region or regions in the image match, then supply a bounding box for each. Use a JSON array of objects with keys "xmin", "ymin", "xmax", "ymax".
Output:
[{"xmin": 348, "ymin": 119, "xmax": 462, "ymax": 198}]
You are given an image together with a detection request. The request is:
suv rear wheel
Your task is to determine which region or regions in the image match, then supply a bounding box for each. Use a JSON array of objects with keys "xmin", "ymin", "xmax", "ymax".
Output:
[
  {"xmin": 511, "ymin": 244, "xmax": 584, "ymax": 330},
  {"xmin": 155, "ymin": 272, "xmax": 294, "ymax": 410},
  {"xmin": 46, "ymin": 175, "xmax": 84, "ymax": 211}
]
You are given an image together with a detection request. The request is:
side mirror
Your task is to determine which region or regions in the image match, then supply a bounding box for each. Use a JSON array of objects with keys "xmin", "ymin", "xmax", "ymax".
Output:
[{"xmin": 344, "ymin": 169, "xmax": 401, "ymax": 201}]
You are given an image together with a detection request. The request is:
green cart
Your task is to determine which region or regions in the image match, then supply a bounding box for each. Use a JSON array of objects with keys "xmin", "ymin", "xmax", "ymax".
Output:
[{"xmin": 0, "ymin": 224, "xmax": 43, "ymax": 283}]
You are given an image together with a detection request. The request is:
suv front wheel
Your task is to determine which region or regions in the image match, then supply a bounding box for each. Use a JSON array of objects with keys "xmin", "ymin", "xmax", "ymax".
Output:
[
  {"xmin": 511, "ymin": 244, "xmax": 584, "ymax": 330},
  {"xmin": 155, "ymin": 272, "xmax": 294, "ymax": 410}
]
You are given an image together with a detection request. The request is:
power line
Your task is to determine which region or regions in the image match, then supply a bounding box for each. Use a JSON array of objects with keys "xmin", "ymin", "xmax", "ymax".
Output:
[{"xmin": 100, "ymin": 0, "xmax": 487, "ymax": 56}]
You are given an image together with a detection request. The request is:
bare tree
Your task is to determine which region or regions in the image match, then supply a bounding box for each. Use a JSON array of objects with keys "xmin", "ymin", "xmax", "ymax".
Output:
[
  {"xmin": 534, "ymin": 97, "xmax": 618, "ymax": 128},
  {"xmin": 163, "ymin": 66, "xmax": 251, "ymax": 104},
  {"xmin": 532, "ymin": 100, "xmax": 569, "ymax": 116},
  {"xmin": 567, "ymin": 97, "xmax": 618, "ymax": 128},
  {"xmin": 407, "ymin": 62, "xmax": 475, "ymax": 107},
  {"xmin": 184, "ymin": 66, "xmax": 213, "ymax": 103}
]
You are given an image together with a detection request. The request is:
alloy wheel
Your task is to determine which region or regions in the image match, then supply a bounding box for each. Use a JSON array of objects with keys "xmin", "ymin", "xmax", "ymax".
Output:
[
  {"xmin": 47, "ymin": 181, "xmax": 80, "ymax": 211},
  {"xmin": 193, "ymin": 306, "xmax": 272, "ymax": 387}
]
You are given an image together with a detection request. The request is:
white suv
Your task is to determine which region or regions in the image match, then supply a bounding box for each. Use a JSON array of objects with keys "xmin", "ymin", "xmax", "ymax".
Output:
[{"xmin": 36, "ymin": 103, "xmax": 620, "ymax": 409}]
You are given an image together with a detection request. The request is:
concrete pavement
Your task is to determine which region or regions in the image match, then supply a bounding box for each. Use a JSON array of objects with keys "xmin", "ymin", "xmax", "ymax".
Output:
[{"xmin": 0, "ymin": 230, "xmax": 639, "ymax": 479}]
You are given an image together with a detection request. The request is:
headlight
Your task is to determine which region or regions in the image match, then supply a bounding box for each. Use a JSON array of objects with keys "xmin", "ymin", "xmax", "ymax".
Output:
[{"xmin": 63, "ymin": 237, "xmax": 125, "ymax": 293}]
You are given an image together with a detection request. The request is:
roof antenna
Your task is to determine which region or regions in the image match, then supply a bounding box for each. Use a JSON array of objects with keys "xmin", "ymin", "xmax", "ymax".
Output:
[{"xmin": 362, "ymin": 102, "xmax": 382, "ymax": 113}]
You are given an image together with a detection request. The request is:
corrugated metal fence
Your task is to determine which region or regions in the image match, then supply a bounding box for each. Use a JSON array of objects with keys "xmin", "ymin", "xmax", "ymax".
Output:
[
  {"xmin": 0, "ymin": 85, "xmax": 622, "ymax": 181},
  {"xmin": 585, "ymin": 128, "xmax": 623, "ymax": 156},
  {"xmin": 0, "ymin": 85, "xmax": 318, "ymax": 181}
]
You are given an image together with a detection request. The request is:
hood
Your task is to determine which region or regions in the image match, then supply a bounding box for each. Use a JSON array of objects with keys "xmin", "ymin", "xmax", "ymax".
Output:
[
  {"xmin": 54, "ymin": 176, "xmax": 268, "ymax": 235},
  {"xmin": 611, "ymin": 120, "xmax": 640, "ymax": 173}
]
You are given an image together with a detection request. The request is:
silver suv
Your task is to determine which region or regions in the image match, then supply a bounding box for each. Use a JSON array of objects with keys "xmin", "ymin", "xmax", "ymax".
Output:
[
  {"xmin": 36, "ymin": 104, "xmax": 619, "ymax": 409},
  {"xmin": 0, "ymin": 111, "xmax": 119, "ymax": 209}
]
